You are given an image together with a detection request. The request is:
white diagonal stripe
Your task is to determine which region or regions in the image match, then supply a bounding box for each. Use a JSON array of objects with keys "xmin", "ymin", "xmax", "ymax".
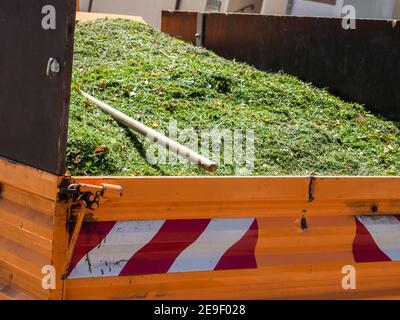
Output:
[
  {"xmin": 68, "ymin": 220, "xmax": 165, "ymax": 279},
  {"xmin": 168, "ymin": 218, "xmax": 255, "ymax": 273},
  {"xmin": 357, "ymin": 215, "xmax": 400, "ymax": 261}
]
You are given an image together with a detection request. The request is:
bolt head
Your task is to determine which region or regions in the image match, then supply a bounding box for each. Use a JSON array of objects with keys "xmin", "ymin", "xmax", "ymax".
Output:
[
  {"xmin": 50, "ymin": 60, "xmax": 60, "ymax": 73},
  {"xmin": 46, "ymin": 58, "xmax": 60, "ymax": 76}
]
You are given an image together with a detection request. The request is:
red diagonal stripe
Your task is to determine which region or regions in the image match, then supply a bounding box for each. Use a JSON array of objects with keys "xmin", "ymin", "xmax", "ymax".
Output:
[
  {"xmin": 68, "ymin": 221, "xmax": 116, "ymax": 274},
  {"xmin": 215, "ymin": 219, "xmax": 258, "ymax": 271},
  {"xmin": 353, "ymin": 218, "xmax": 391, "ymax": 263},
  {"xmin": 120, "ymin": 219, "xmax": 211, "ymax": 276},
  {"xmin": 394, "ymin": 215, "xmax": 400, "ymax": 223}
]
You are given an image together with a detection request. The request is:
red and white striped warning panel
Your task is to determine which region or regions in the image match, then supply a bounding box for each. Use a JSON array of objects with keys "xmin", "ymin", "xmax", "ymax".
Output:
[
  {"xmin": 67, "ymin": 218, "xmax": 258, "ymax": 279},
  {"xmin": 353, "ymin": 215, "xmax": 400, "ymax": 263}
]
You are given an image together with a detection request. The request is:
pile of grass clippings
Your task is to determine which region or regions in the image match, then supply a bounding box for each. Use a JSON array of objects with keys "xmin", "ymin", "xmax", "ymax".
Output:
[{"xmin": 68, "ymin": 19, "xmax": 400, "ymax": 176}]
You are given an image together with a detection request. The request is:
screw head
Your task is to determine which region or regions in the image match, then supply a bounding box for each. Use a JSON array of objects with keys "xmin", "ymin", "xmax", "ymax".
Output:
[
  {"xmin": 90, "ymin": 202, "xmax": 100, "ymax": 211},
  {"xmin": 87, "ymin": 194, "xmax": 96, "ymax": 202}
]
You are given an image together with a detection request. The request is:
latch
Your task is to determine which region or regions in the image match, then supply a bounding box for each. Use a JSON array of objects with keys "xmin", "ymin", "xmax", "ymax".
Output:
[
  {"xmin": 60, "ymin": 182, "xmax": 122, "ymax": 280},
  {"xmin": 62, "ymin": 182, "xmax": 123, "ymax": 209}
]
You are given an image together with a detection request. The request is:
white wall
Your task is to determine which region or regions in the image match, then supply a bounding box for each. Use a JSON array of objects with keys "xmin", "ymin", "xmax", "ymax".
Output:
[
  {"xmin": 179, "ymin": 0, "xmax": 262, "ymax": 13},
  {"xmin": 227, "ymin": 0, "xmax": 264, "ymax": 13},
  {"xmin": 290, "ymin": 0, "xmax": 345, "ymax": 17},
  {"xmin": 79, "ymin": 0, "xmax": 176, "ymax": 28},
  {"xmin": 344, "ymin": 0, "xmax": 396, "ymax": 19},
  {"xmin": 178, "ymin": 0, "xmax": 209, "ymax": 12},
  {"xmin": 178, "ymin": 0, "xmax": 230, "ymax": 12},
  {"xmin": 79, "ymin": 0, "xmax": 263, "ymax": 29},
  {"xmin": 262, "ymin": 0, "xmax": 399, "ymax": 18},
  {"xmin": 395, "ymin": 0, "xmax": 400, "ymax": 18},
  {"xmin": 261, "ymin": 0, "xmax": 289, "ymax": 15}
]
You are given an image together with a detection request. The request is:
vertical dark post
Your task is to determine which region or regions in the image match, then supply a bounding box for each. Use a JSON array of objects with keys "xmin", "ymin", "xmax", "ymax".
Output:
[
  {"xmin": 0, "ymin": 0, "xmax": 76, "ymax": 175},
  {"xmin": 286, "ymin": 0, "xmax": 295, "ymax": 14},
  {"xmin": 195, "ymin": 13, "xmax": 205, "ymax": 47}
]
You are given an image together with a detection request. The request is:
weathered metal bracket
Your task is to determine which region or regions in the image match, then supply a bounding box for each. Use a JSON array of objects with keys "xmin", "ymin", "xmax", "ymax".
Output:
[{"xmin": 60, "ymin": 182, "xmax": 122, "ymax": 280}]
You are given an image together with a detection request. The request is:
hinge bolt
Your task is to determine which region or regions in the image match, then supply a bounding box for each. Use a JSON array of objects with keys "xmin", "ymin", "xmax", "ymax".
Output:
[
  {"xmin": 46, "ymin": 58, "xmax": 60, "ymax": 76},
  {"xmin": 90, "ymin": 202, "xmax": 100, "ymax": 211}
]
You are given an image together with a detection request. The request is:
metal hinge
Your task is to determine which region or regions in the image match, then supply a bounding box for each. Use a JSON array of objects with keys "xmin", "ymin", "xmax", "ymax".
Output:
[
  {"xmin": 60, "ymin": 181, "xmax": 122, "ymax": 210},
  {"xmin": 60, "ymin": 181, "xmax": 122, "ymax": 280}
]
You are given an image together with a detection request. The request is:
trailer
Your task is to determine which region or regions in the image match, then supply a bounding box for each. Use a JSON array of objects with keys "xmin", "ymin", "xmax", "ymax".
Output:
[{"xmin": 1, "ymin": 2, "xmax": 400, "ymax": 300}]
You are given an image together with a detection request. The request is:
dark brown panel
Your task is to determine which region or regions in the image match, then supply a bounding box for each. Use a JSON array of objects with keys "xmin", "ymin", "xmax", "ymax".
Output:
[
  {"xmin": 162, "ymin": 12, "xmax": 400, "ymax": 121},
  {"xmin": 0, "ymin": 0, "xmax": 76, "ymax": 175},
  {"xmin": 162, "ymin": 11, "xmax": 198, "ymax": 45},
  {"xmin": 204, "ymin": 14, "xmax": 400, "ymax": 120}
]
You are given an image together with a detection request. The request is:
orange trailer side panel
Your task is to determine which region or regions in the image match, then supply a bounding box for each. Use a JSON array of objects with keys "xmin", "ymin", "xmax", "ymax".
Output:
[
  {"xmin": 0, "ymin": 157, "xmax": 64, "ymax": 300},
  {"xmin": 63, "ymin": 176, "xmax": 400, "ymax": 300},
  {"xmin": 1, "ymin": 158, "xmax": 400, "ymax": 300}
]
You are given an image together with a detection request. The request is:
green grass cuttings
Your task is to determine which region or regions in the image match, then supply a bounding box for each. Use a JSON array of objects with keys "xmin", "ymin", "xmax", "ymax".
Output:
[{"xmin": 68, "ymin": 19, "xmax": 400, "ymax": 176}]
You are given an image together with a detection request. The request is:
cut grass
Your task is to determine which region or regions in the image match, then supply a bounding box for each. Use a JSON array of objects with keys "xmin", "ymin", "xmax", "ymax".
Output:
[{"xmin": 68, "ymin": 19, "xmax": 400, "ymax": 176}]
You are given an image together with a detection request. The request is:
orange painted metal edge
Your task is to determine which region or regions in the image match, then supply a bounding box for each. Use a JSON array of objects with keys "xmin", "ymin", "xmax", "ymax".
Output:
[
  {"xmin": 72, "ymin": 176, "xmax": 400, "ymax": 221},
  {"xmin": 62, "ymin": 175, "xmax": 400, "ymax": 300},
  {"xmin": 65, "ymin": 262, "xmax": 400, "ymax": 300}
]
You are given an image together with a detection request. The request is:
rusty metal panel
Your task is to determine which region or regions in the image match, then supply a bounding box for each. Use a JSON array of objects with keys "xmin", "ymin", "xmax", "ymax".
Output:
[
  {"xmin": 161, "ymin": 11, "xmax": 198, "ymax": 45},
  {"xmin": 62, "ymin": 176, "xmax": 400, "ymax": 300},
  {"xmin": 0, "ymin": 157, "xmax": 62, "ymax": 300},
  {"xmin": 0, "ymin": 0, "xmax": 76, "ymax": 175},
  {"xmin": 161, "ymin": 12, "xmax": 400, "ymax": 121}
]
